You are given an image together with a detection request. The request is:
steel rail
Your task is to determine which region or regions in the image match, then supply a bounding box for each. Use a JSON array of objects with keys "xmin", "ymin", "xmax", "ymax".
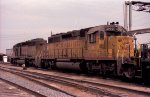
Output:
[
  {"xmin": 0, "ymin": 67, "xmax": 75, "ymax": 97},
  {"xmin": 0, "ymin": 66, "xmax": 121, "ymax": 97},
  {"xmin": 1, "ymin": 65, "xmax": 150, "ymax": 96}
]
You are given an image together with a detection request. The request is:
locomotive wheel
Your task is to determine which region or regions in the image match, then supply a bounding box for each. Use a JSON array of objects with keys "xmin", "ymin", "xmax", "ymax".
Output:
[
  {"xmin": 50, "ymin": 61, "xmax": 57, "ymax": 70},
  {"xmin": 41, "ymin": 60, "xmax": 45, "ymax": 69},
  {"xmin": 100, "ymin": 63, "xmax": 106, "ymax": 76},
  {"xmin": 109, "ymin": 63, "xmax": 117, "ymax": 76},
  {"xmin": 124, "ymin": 66, "xmax": 135, "ymax": 79},
  {"xmin": 79, "ymin": 61, "xmax": 88, "ymax": 73},
  {"xmin": 25, "ymin": 59, "xmax": 29, "ymax": 67},
  {"xmin": 42, "ymin": 62, "xmax": 47, "ymax": 69},
  {"xmin": 44, "ymin": 61, "xmax": 50, "ymax": 69},
  {"xmin": 86, "ymin": 62, "xmax": 92, "ymax": 73}
]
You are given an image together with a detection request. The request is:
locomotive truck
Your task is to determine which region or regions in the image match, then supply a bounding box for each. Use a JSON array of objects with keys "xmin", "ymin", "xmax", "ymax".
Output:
[{"xmin": 10, "ymin": 23, "xmax": 150, "ymax": 80}]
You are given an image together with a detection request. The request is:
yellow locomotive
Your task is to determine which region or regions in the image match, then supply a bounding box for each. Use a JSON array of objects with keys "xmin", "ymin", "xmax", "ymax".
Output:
[
  {"xmin": 39, "ymin": 23, "xmax": 134, "ymax": 76},
  {"xmin": 11, "ymin": 38, "xmax": 47, "ymax": 66}
]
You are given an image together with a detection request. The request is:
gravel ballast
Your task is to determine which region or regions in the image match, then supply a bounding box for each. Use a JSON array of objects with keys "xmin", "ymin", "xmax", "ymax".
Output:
[{"xmin": 0, "ymin": 70, "xmax": 73, "ymax": 97}]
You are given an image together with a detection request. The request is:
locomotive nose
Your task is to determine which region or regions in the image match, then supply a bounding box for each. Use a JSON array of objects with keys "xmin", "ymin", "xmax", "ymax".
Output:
[{"xmin": 117, "ymin": 37, "xmax": 134, "ymax": 58}]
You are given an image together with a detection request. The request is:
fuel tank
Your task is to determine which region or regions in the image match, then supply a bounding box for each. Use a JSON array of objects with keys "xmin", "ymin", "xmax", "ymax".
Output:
[
  {"xmin": 16, "ymin": 59, "xmax": 25, "ymax": 65},
  {"xmin": 56, "ymin": 62, "xmax": 81, "ymax": 71}
]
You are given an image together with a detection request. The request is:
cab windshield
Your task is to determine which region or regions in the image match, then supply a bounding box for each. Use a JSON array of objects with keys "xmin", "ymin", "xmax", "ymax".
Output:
[{"xmin": 106, "ymin": 31, "xmax": 127, "ymax": 36}]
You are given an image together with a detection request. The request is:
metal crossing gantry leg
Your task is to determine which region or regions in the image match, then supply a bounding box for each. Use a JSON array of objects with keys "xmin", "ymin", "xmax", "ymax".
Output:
[
  {"xmin": 124, "ymin": 1, "xmax": 150, "ymax": 31},
  {"xmin": 124, "ymin": 1, "xmax": 132, "ymax": 31}
]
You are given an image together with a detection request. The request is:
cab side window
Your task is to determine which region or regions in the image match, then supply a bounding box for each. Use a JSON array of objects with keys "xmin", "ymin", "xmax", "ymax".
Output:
[
  {"xmin": 88, "ymin": 31, "xmax": 97, "ymax": 43},
  {"xmin": 100, "ymin": 31, "xmax": 104, "ymax": 40}
]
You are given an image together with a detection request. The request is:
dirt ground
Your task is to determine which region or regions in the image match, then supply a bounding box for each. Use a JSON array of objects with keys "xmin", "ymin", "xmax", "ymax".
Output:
[{"xmin": 0, "ymin": 79, "xmax": 35, "ymax": 97}]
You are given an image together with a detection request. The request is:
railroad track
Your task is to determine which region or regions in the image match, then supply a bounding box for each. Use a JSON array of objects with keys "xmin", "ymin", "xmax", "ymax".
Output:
[
  {"xmin": 0, "ymin": 67, "xmax": 75, "ymax": 97},
  {"xmin": 0, "ymin": 66, "xmax": 121, "ymax": 97},
  {"xmin": 0, "ymin": 65, "xmax": 150, "ymax": 97},
  {"xmin": 0, "ymin": 77, "xmax": 46, "ymax": 97}
]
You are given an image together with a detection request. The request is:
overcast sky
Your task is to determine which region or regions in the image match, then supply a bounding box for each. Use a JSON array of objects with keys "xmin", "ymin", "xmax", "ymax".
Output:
[{"xmin": 0, "ymin": 0, "xmax": 150, "ymax": 53}]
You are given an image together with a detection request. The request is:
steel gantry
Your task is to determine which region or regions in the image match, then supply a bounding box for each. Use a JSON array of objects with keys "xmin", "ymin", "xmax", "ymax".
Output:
[{"xmin": 124, "ymin": 1, "xmax": 150, "ymax": 31}]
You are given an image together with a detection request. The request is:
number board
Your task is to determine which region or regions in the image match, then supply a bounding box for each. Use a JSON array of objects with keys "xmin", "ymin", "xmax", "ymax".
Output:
[{"xmin": 105, "ymin": 26, "xmax": 118, "ymax": 32}]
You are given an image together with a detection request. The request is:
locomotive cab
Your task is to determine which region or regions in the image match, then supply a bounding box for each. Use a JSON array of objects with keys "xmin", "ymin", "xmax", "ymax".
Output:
[
  {"xmin": 85, "ymin": 24, "xmax": 134, "ymax": 75},
  {"xmin": 86, "ymin": 24, "xmax": 133, "ymax": 59}
]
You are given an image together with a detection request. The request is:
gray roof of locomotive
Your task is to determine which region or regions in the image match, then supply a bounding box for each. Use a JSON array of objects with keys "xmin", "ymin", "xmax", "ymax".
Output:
[{"xmin": 14, "ymin": 38, "xmax": 47, "ymax": 47}]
